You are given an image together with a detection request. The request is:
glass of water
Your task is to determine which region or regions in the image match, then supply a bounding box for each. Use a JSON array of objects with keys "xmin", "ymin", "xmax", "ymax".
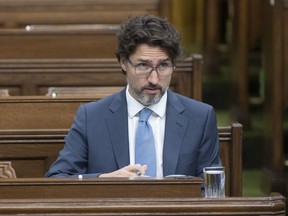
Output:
[{"xmin": 203, "ymin": 166, "xmax": 225, "ymax": 198}]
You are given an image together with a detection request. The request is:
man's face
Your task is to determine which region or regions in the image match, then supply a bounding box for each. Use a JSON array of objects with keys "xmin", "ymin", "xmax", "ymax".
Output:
[{"xmin": 121, "ymin": 44, "xmax": 173, "ymax": 106}]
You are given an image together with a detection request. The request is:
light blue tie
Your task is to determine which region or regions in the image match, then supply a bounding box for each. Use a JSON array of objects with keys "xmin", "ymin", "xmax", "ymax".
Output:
[{"xmin": 135, "ymin": 108, "xmax": 156, "ymax": 177}]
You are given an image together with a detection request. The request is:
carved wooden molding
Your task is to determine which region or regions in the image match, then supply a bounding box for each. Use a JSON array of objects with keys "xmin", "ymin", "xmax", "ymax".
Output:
[
  {"xmin": 0, "ymin": 161, "xmax": 17, "ymax": 178},
  {"xmin": 0, "ymin": 89, "xmax": 9, "ymax": 96}
]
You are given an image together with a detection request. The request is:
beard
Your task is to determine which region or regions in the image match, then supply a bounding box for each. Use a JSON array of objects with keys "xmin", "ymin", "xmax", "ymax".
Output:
[{"xmin": 133, "ymin": 84, "xmax": 167, "ymax": 106}]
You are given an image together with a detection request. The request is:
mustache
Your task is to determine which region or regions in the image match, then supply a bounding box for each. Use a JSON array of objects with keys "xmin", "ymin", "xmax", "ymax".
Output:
[{"xmin": 142, "ymin": 84, "xmax": 162, "ymax": 90}]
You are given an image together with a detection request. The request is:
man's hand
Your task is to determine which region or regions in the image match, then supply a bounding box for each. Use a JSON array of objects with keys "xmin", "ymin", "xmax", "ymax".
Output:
[{"xmin": 98, "ymin": 164, "xmax": 147, "ymax": 177}]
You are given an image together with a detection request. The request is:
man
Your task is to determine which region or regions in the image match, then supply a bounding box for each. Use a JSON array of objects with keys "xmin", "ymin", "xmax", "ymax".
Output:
[{"xmin": 45, "ymin": 14, "xmax": 221, "ymax": 178}]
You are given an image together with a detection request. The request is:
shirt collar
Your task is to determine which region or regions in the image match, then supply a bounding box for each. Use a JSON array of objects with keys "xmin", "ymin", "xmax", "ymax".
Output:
[{"xmin": 126, "ymin": 85, "xmax": 167, "ymax": 119}]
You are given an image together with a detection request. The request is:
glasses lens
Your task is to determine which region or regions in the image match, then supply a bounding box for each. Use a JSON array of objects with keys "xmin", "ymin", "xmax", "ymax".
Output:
[
  {"xmin": 157, "ymin": 66, "xmax": 173, "ymax": 75},
  {"xmin": 137, "ymin": 66, "xmax": 173, "ymax": 75},
  {"xmin": 136, "ymin": 64, "xmax": 151, "ymax": 74}
]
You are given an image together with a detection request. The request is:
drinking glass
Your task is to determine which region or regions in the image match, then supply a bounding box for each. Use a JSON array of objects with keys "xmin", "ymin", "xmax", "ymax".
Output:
[{"xmin": 203, "ymin": 166, "xmax": 225, "ymax": 198}]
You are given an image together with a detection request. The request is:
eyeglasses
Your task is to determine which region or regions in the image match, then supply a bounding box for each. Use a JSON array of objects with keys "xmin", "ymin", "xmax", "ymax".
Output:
[{"xmin": 127, "ymin": 58, "xmax": 175, "ymax": 77}]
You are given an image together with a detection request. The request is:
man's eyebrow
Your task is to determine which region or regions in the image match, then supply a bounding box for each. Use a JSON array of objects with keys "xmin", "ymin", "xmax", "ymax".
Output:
[{"xmin": 137, "ymin": 58, "xmax": 170, "ymax": 63}]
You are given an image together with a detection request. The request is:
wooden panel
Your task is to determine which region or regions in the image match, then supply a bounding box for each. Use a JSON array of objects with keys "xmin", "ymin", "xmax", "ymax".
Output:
[
  {"xmin": 9, "ymin": 159, "xmax": 45, "ymax": 178},
  {"xmin": 0, "ymin": 129, "xmax": 67, "ymax": 177},
  {"xmin": 0, "ymin": 96, "xmax": 97, "ymax": 129},
  {"xmin": 0, "ymin": 193, "xmax": 285, "ymax": 215},
  {"xmin": 0, "ymin": 27, "xmax": 118, "ymax": 59},
  {"xmin": 0, "ymin": 178, "xmax": 202, "ymax": 199}
]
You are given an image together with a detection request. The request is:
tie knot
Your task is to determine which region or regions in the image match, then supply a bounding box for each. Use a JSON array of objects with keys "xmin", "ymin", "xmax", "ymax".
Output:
[{"xmin": 139, "ymin": 108, "xmax": 152, "ymax": 122}]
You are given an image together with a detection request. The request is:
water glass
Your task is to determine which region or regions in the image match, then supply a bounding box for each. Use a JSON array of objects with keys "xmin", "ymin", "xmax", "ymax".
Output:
[{"xmin": 203, "ymin": 166, "xmax": 225, "ymax": 198}]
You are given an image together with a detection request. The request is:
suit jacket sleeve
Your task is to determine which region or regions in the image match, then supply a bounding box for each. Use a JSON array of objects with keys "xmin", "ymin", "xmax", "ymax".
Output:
[
  {"xmin": 44, "ymin": 104, "xmax": 100, "ymax": 178},
  {"xmin": 196, "ymin": 106, "xmax": 221, "ymax": 177}
]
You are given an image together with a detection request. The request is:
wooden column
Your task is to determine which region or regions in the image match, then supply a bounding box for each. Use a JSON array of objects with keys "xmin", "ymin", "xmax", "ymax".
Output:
[
  {"xmin": 261, "ymin": 0, "xmax": 286, "ymax": 195},
  {"xmin": 170, "ymin": 0, "xmax": 199, "ymax": 54},
  {"xmin": 203, "ymin": 0, "xmax": 220, "ymax": 74},
  {"xmin": 231, "ymin": 0, "xmax": 250, "ymax": 128}
]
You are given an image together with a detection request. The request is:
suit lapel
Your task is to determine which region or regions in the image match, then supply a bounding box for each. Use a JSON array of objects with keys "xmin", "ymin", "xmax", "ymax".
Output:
[
  {"xmin": 105, "ymin": 90, "xmax": 130, "ymax": 169},
  {"xmin": 163, "ymin": 92, "xmax": 189, "ymax": 176}
]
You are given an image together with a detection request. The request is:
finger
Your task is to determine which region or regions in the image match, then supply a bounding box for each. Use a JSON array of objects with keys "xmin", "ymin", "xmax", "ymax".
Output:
[
  {"xmin": 124, "ymin": 165, "xmax": 141, "ymax": 176},
  {"xmin": 136, "ymin": 165, "xmax": 147, "ymax": 175},
  {"xmin": 131, "ymin": 169, "xmax": 142, "ymax": 176}
]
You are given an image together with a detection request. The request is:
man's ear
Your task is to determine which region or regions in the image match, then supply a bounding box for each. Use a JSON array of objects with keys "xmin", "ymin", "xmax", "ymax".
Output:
[{"xmin": 120, "ymin": 58, "xmax": 127, "ymax": 72}]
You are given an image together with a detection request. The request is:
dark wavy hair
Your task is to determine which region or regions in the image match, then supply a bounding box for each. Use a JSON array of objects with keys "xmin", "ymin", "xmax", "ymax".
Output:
[{"xmin": 115, "ymin": 14, "xmax": 182, "ymax": 73}]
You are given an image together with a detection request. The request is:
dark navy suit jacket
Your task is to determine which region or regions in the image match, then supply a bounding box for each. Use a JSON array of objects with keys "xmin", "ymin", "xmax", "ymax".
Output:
[{"xmin": 45, "ymin": 89, "xmax": 221, "ymax": 178}]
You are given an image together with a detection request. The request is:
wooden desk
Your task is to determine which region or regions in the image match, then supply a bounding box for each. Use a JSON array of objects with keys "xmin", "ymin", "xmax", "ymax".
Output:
[
  {"xmin": 0, "ymin": 178, "xmax": 202, "ymax": 199},
  {"xmin": 0, "ymin": 193, "xmax": 285, "ymax": 215}
]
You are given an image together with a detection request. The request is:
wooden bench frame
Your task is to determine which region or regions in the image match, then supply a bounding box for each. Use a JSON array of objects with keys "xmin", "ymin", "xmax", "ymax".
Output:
[
  {"xmin": 0, "ymin": 56, "xmax": 203, "ymax": 100},
  {"xmin": 0, "ymin": 0, "xmax": 170, "ymax": 28}
]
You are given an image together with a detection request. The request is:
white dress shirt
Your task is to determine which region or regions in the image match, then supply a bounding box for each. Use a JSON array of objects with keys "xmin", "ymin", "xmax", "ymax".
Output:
[{"xmin": 126, "ymin": 86, "xmax": 167, "ymax": 178}]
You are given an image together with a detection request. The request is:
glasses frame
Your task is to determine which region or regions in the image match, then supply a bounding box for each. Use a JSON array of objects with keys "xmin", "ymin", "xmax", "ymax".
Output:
[{"xmin": 127, "ymin": 58, "xmax": 175, "ymax": 76}]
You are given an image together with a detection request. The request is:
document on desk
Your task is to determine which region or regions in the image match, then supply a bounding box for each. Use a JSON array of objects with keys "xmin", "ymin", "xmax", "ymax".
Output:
[{"xmin": 164, "ymin": 174, "xmax": 195, "ymax": 179}]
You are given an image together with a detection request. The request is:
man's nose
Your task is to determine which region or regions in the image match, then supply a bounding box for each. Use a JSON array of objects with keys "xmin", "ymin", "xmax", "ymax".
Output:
[{"xmin": 147, "ymin": 69, "xmax": 160, "ymax": 84}]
